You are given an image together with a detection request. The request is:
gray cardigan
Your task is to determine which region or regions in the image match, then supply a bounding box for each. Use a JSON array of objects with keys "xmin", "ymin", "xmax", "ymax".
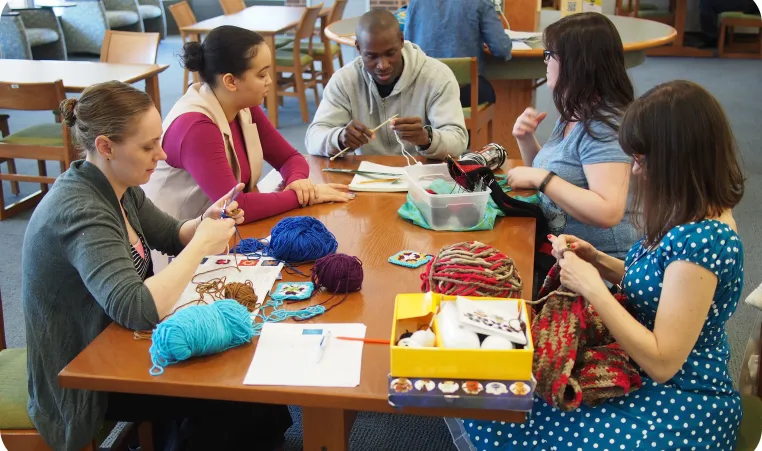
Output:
[{"xmin": 21, "ymin": 160, "xmax": 186, "ymax": 451}]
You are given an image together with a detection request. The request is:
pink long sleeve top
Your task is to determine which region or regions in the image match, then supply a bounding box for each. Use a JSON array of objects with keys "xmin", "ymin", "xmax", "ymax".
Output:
[{"xmin": 162, "ymin": 106, "xmax": 309, "ymax": 224}]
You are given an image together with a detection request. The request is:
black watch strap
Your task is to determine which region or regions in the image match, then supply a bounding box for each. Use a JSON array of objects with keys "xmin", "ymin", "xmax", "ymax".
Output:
[{"xmin": 538, "ymin": 171, "xmax": 556, "ymax": 193}]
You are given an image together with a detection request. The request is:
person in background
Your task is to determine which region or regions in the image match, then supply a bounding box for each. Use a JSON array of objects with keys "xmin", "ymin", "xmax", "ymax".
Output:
[
  {"xmin": 459, "ymin": 79, "xmax": 746, "ymax": 451},
  {"xmin": 699, "ymin": 0, "xmax": 759, "ymax": 48},
  {"xmin": 144, "ymin": 25, "xmax": 353, "ymax": 230},
  {"xmin": 22, "ymin": 81, "xmax": 292, "ymax": 451},
  {"xmin": 403, "ymin": 0, "xmax": 512, "ymax": 107},
  {"xmin": 506, "ymin": 12, "xmax": 637, "ymax": 260},
  {"xmin": 305, "ymin": 9, "xmax": 468, "ymax": 160}
]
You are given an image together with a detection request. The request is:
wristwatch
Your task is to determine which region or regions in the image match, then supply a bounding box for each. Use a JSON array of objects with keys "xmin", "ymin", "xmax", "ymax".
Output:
[{"xmin": 419, "ymin": 125, "xmax": 433, "ymax": 150}]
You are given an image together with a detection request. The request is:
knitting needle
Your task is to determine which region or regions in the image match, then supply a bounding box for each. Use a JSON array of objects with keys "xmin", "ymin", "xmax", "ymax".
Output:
[
  {"xmin": 336, "ymin": 336, "xmax": 391, "ymax": 345},
  {"xmin": 357, "ymin": 178, "xmax": 401, "ymax": 185},
  {"xmin": 322, "ymin": 168, "xmax": 402, "ymax": 177},
  {"xmin": 330, "ymin": 114, "xmax": 400, "ymax": 161}
]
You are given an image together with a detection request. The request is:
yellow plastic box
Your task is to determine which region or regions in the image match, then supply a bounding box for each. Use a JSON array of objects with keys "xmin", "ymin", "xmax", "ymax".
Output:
[{"xmin": 389, "ymin": 293, "xmax": 534, "ymax": 381}]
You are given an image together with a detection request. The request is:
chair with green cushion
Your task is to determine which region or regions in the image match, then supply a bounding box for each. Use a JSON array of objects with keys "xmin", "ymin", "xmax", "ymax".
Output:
[
  {"xmin": 737, "ymin": 321, "xmax": 762, "ymax": 450},
  {"xmin": 0, "ymin": 114, "xmax": 20, "ymax": 197},
  {"xmin": 300, "ymin": 0, "xmax": 348, "ymax": 87},
  {"xmin": 615, "ymin": 0, "xmax": 674, "ymax": 25},
  {"xmin": 718, "ymin": 11, "xmax": 762, "ymax": 59},
  {"xmin": 437, "ymin": 57, "xmax": 495, "ymax": 152},
  {"xmin": 0, "ymin": 80, "xmax": 75, "ymax": 221},
  {"xmin": 275, "ymin": 3, "xmax": 323, "ymax": 123}
]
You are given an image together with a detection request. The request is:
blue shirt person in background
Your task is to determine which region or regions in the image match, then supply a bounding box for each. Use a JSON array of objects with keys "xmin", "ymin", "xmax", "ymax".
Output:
[
  {"xmin": 505, "ymin": 12, "xmax": 638, "ymax": 260},
  {"xmin": 403, "ymin": 0, "xmax": 512, "ymax": 107}
]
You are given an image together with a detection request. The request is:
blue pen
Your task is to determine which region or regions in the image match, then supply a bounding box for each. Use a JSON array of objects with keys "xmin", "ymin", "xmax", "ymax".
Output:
[{"xmin": 315, "ymin": 331, "xmax": 331, "ymax": 363}]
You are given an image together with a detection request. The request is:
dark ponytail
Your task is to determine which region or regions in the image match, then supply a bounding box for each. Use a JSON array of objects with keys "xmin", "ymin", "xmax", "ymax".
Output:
[{"xmin": 180, "ymin": 25, "xmax": 265, "ymax": 87}]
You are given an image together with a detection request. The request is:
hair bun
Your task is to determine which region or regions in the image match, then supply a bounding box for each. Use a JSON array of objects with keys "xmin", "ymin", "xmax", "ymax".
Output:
[
  {"xmin": 181, "ymin": 41, "xmax": 204, "ymax": 73},
  {"xmin": 59, "ymin": 98, "xmax": 78, "ymax": 127}
]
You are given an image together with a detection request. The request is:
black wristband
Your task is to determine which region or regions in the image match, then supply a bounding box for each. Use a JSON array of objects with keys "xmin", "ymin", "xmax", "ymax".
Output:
[{"xmin": 538, "ymin": 171, "xmax": 556, "ymax": 193}]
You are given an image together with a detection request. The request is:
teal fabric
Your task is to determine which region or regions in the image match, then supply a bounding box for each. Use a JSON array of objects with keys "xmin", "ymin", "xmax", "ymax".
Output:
[{"xmin": 398, "ymin": 176, "xmax": 539, "ymax": 231}]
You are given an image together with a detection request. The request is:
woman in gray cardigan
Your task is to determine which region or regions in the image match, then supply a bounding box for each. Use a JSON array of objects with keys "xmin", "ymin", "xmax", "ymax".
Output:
[{"xmin": 21, "ymin": 81, "xmax": 292, "ymax": 451}]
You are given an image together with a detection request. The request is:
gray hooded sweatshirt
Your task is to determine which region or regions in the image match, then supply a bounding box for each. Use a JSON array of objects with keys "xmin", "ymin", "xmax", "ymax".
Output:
[{"xmin": 305, "ymin": 41, "xmax": 468, "ymax": 160}]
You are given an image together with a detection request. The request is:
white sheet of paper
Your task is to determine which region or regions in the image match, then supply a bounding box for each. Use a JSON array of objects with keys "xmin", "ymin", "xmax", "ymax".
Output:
[
  {"xmin": 348, "ymin": 161, "xmax": 408, "ymax": 192},
  {"xmin": 505, "ymin": 30, "xmax": 543, "ymax": 41},
  {"xmin": 171, "ymin": 254, "xmax": 283, "ymax": 317},
  {"xmin": 511, "ymin": 41, "xmax": 533, "ymax": 51},
  {"xmin": 244, "ymin": 323, "xmax": 367, "ymax": 387}
]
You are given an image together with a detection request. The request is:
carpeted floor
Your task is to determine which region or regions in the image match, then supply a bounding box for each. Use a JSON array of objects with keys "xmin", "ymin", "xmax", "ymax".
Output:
[{"xmin": 1, "ymin": 37, "xmax": 761, "ymax": 450}]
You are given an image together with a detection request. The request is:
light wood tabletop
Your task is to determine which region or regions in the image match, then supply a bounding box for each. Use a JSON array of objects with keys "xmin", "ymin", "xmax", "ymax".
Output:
[
  {"xmin": 59, "ymin": 155, "xmax": 537, "ymax": 451},
  {"xmin": 181, "ymin": 5, "xmax": 331, "ymax": 129},
  {"xmin": 0, "ymin": 60, "xmax": 169, "ymax": 114}
]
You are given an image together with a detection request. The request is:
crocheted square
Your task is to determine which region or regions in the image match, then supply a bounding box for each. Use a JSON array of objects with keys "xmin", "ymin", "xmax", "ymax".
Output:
[
  {"xmin": 388, "ymin": 250, "xmax": 432, "ymax": 268},
  {"xmin": 270, "ymin": 282, "xmax": 314, "ymax": 301}
]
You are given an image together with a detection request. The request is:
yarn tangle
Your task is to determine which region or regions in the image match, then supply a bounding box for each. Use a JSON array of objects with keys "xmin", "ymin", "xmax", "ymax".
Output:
[
  {"xmin": 530, "ymin": 264, "xmax": 642, "ymax": 411},
  {"xmin": 290, "ymin": 253, "xmax": 364, "ymax": 321},
  {"xmin": 420, "ymin": 241, "xmax": 523, "ymax": 298},
  {"xmin": 224, "ymin": 281, "xmax": 259, "ymax": 312},
  {"xmin": 268, "ymin": 216, "xmax": 338, "ymax": 262},
  {"xmin": 149, "ymin": 300, "xmax": 253, "ymax": 376}
]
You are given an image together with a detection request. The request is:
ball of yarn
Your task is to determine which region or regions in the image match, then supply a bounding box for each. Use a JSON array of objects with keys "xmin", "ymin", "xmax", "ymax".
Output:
[
  {"xmin": 420, "ymin": 241, "xmax": 523, "ymax": 298},
  {"xmin": 224, "ymin": 281, "xmax": 259, "ymax": 312},
  {"xmin": 268, "ymin": 216, "xmax": 338, "ymax": 262},
  {"xmin": 149, "ymin": 300, "xmax": 253, "ymax": 376},
  {"xmin": 311, "ymin": 253, "xmax": 363, "ymax": 293}
]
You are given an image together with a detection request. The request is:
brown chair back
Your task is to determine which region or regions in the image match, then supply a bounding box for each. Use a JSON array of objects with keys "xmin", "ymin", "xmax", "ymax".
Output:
[
  {"xmin": 0, "ymin": 80, "xmax": 67, "ymax": 111},
  {"xmin": 169, "ymin": 0, "xmax": 197, "ymax": 31},
  {"xmin": 100, "ymin": 30, "xmax": 161, "ymax": 64},
  {"xmin": 219, "ymin": 0, "xmax": 245, "ymax": 15},
  {"xmin": 327, "ymin": 0, "xmax": 348, "ymax": 25}
]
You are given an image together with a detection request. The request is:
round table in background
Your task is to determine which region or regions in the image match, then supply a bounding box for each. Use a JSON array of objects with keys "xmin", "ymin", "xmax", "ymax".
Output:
[{"xmin": 325, "ymin": 10, "xmax": 677, "ymax": 158}]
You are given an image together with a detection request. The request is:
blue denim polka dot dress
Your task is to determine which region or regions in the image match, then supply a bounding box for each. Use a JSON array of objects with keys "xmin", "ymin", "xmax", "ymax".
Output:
[{"xmin": 463, "ymin": 220, "xmax": 744, "ymax": 451}]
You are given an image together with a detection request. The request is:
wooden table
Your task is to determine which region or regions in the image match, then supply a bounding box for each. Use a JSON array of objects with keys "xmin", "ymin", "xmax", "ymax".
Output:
[
  {"xmin": 325, "ymin": 11, "xmax": 677, "ymax": 159},
  {"xmin": 59, "ymin": 156, "xmax": 537, "ymax": 451},
  {"xmin": 0, "ymin": 60, "xmax": 168, "ymax": 114},
  {"xmin": 181, "ymin": 6, "xmax": 331, "ymax": 129}
]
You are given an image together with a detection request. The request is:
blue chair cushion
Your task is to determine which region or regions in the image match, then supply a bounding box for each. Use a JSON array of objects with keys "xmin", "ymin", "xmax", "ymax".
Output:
[
  {"xmin": 138, "ymin": 4, "xmax": 162, "ymax": 19},
  {"xmin": 106, "ymin": 10, "xmax": 140, "ymax": 28},
  {"xmin": 25, "ymin": 28, "xmax": 59, "ymax": 46}
]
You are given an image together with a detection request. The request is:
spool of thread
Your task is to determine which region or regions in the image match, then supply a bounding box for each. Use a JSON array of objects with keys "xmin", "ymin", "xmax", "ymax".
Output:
[
  {"xmin": 420, "ymin": 241, "xmax": 523, "ymax": 298},
  {"xmin": 223, "ymin": 281, "xmax": 259, "ymax": 312},
  {"xmin": 149, "ymin": 300, "xmax": 253, "ymax": 376},
  {"xmin": 311, "ymin": 253, "xmax": 364, "ymax": 294},
  {"xmin": 268, "ymin": 216, "xmax": 338, "ymax": 262}
]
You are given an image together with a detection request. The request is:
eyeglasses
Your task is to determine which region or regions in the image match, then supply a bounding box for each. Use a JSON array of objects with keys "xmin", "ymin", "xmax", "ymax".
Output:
[{"xmin": 543, "ymin": 50, "xmax": 557, "ymax": 63}]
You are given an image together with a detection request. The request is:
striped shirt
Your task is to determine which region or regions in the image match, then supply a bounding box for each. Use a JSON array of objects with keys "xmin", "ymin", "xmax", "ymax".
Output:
[{"xmin": 130, "ymin": 232, "xmax": 150, "ymax": 280}]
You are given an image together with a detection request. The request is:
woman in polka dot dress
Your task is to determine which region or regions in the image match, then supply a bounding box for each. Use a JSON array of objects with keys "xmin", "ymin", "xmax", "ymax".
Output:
[{"xmin": 458, "ymin": 80, "xmax": 746, "ymax": 451}]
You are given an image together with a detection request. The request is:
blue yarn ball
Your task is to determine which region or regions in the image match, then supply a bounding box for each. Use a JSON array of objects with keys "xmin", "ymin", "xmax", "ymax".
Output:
[
  {"xmin": 267, "ymin": 216, "xmax": 338, "ymax": 262},
  {"xmin": 149, "ymin": 300, "xmax": 253, "ymax": 376}
]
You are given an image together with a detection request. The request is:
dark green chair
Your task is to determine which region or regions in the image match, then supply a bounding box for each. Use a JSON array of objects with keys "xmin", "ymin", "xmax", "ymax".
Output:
[{"xmin": 718, "ymin": 11, "xmax": 762, "ymax": 59}]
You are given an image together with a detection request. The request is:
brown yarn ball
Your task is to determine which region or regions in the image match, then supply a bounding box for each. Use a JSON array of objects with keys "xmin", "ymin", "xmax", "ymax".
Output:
[{"xmin": 224, "ymin": 280, "xmax": 259, "ymax": 312}]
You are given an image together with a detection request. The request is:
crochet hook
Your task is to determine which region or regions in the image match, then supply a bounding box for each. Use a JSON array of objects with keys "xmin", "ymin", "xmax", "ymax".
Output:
[
  {"xmin": 330, "ymin": 114, "xmax": 400, "ymax": 161},
  {"xmin": 357, "ymin": 178, "xmax": 401, "ymax": 185}
]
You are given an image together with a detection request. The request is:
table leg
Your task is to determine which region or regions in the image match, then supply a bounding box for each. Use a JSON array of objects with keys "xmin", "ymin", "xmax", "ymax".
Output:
[
  {"xmin": 263, "ymin": 34, "xmax": 279, "ymax": 128},
  {"xmin": 491, "ymin": 78, "xmax": 534, "ymax": 160},
  {"xmin": 145, "ymin": 75, "xmax": 161, "ymax": 115},
  {"xmin": 302, "ymin": 407, "xmax": 356, "ymax": 451}
]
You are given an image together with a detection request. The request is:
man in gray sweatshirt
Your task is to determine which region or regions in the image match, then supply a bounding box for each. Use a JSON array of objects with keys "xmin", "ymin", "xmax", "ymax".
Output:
[{"xmin": 305, "ymin": 9, "xmax": 468, "ymax": 160}]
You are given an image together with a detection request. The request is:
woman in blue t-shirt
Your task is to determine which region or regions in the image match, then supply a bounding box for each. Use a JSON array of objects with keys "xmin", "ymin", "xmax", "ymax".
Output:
[{"xmin": 506, "ymin": 12, "xmax": 637, "ymax": 259}]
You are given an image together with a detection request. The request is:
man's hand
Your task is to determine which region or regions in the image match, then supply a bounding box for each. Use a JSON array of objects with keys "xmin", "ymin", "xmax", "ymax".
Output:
[
  {"xmin": 339, "ymin": 120, "xmax": 374, "ymax": 150},
  {"xmin": 390, "ymin": 117, "xmax": 429, "ymax": 146}
]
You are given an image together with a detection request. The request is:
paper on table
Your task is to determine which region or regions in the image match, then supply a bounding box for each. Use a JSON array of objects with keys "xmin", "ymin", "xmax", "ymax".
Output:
[
  {"xmin": 511, "ymin": 41, "xmax": 533, "ymax": 51},
  {"xmin": 244, "ymin": 323, "xmax": 367, "ymax": 387},
  {"xmin": 170, "ymin": 254, "xmax": 283, "ymax": 317},
  {"xmin": 505, "ymin": 30, "xmax": 543, "ymax": 41},
  {"xmin": 348, "ymin": 161, "xmax": 408, "ymax": 193}
]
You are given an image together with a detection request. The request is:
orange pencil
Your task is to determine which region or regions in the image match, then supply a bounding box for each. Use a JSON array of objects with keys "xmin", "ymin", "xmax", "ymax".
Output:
[{"xmin": 336, "ymin": 336, "xmax": 391, "ymax": 345}]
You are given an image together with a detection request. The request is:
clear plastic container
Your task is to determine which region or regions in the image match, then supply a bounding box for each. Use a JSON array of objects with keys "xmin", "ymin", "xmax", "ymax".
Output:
[{"xmin": 403, "ymin": 164, "xmax": 491, "ymax": 231}]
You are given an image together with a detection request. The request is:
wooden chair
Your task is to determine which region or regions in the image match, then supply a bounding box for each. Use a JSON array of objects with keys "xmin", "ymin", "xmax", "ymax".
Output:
[
  {"xmin": 300, "ymin": 0, "xmax": 347, "ymax": 86},
  {"xmin": 718, "ymin": 11, "xmax": 762, "ymax": 59},
  {"xmin": 736, "ymin": 319, "xmax": 762, "ymax": 450},
  {"xmin": 0, "ymin": 115, "xmax": 20, "ymax": 196},
  {"xmin": 275, "ymin": 4, "xmax": 323, "ymax": 124},
  {"xmin": 219, "ymin": 0, "xmax": 244, "ymax": 15},
  {"xmin": 615, "ymin": 0, "xmax": 674, "ymax": 25},
  {"xmin": 0, "ymin": 81, "xmax": 76, "ymax": 220},
  {"xmin": 438, "ymin": 57, "xmax": 495, "ymax": 152},
  {"xmin": 168, "ymin": 1, "xmax": 201, "ymax": 93},
  {"xmin": 100, "ymin": 30, "xmax": 161, "ymax": 64}
]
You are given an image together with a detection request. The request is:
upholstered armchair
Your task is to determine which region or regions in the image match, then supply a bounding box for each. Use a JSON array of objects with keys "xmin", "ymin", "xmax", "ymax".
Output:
[{"xmin": 0, "ymin": 8, "xmax": 67, "ymax": 60}]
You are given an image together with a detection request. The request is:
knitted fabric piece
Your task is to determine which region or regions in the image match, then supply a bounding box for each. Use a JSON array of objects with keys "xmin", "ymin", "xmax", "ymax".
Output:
[
  {"xmin": 270, "ymin": 282, "xmax": 314, "ymax": 301},
  {"xmin": 530, "ymin": 264, "xmax": 642, "ymax": 411},
  {"xmin": 388, "ymin": 250, "xmax": 433, "ymax": 268}
]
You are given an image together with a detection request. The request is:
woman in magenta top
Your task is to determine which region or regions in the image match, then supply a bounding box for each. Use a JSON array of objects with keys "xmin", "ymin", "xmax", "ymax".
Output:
[{"xmin": 143, "ymin": 25, "xmax": 353, "ymax": 243}]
